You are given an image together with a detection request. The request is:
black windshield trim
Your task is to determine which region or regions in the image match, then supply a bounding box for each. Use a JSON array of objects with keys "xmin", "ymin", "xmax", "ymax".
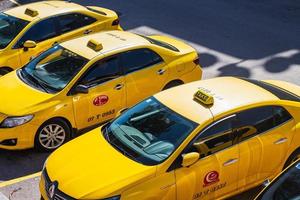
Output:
[{"xmin": 239, "ymin": 78, "xmax": 300, "ymax": 102}]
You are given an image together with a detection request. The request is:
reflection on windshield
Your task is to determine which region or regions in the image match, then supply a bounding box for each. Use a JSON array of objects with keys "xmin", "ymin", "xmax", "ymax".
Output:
[
  {"xmin": 23, "ymin": 45, "xmax": 88, "ymax": 92},
  {"xmin": 0, "ymin": 13, "xmax": 28, "ymax": 49},
  {"xmin": 258, "ymin": 162, "xmax": 300, "ymax": 200},
  {"xmin": 104, "ymin": 97, "xmax": 197, "ymax": 165}
]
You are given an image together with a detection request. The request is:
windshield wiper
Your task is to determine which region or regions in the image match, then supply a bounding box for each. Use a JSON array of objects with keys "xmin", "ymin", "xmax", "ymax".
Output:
[
  {"xmin": 21, "ymin": 69, "xmax": 49, "ymax": 93},
  {"xmin": 104, "ymin": 128, "xmax": 137, "ymax": 161}
]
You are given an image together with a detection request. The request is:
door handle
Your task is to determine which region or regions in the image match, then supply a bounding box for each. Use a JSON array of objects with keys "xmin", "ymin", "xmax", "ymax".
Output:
[
  {"xmin": 114, "ymin": 84, "xmax": 124, "ymax": 90},
  {"xmin": 274, "ymin": 138, "xmax": 288, "ymax": 145},
  {"xmin": 157, "ymin": 69, "xmax": 166, "ymax": 75},
  {"xmin": 84, "ymin": 29, "xmax": 92, "ymax": 35},
  {"xmin": 223, "ymin": 158, "xmax": 238, "ymax": 166}
]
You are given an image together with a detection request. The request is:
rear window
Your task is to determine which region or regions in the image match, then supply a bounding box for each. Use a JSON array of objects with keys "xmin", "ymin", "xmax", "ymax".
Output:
[
  {"xmin": 240, "ymin": 78, "xmax": 300, "ymax": 102},
  {"xmin": 139, "ymin": 35, "xmax": 180, "ymax": 52}
]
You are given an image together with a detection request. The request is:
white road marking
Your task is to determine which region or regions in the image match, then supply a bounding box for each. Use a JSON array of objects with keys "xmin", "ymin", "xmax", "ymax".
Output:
[
  {"xmin": 8, "ymin": 0, "xmax": 20, "ymax": 6},
  {"xmin": 0, "ymin": 192, "xmax": 8, "ymax": 200}
]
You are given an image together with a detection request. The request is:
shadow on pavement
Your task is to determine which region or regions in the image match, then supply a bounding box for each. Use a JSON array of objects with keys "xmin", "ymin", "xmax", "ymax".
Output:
[{"xmin": 0, "ymin": 149, "xmax": 49, "ymax": 181}]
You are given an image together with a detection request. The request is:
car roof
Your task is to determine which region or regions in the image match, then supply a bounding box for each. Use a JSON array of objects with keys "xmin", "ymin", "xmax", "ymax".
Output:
[
  {"xmin": 61, "ymin": 30, "xmax": 150, "ymax": 60},
  {"xmin": 154, "ymin": 77, "xmax": 279, "ymax": 124},
  {"xmin": 4, "ymin": 1, "xmax": 86, "ymax": 21}
]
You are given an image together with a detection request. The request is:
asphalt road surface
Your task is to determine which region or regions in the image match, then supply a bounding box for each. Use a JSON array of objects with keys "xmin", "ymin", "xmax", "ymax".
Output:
[{"xmin": 0, "ymin": 0, "xmax": 299, "ymax": 199}]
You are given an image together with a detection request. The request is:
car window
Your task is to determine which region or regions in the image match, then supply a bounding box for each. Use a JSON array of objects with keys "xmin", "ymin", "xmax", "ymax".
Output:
[
  {"xmin": 80, "ymin": 56, "xmax": 121, "ymax": 87},
  {"xmin": 120, "ymin": 48, "xmax": 163, "ymax": 74},
  {"xmin": 0, "ymin": 13, "xmax": 28, "ymax": 49},
  {"xmin": 236, "ymin": 106, "xmax": 292, "ymax": 142},
  {"xmin": 192, "ymin": 116, "xmax": 235, "ymax": 158},
  {"xmin": 57, "ymin": 13, "xmax": 96, "ymax": 34},
  {"xmin": 256, "ymin": 162, "xmax": 300, "ymax": 200},
  {"xmin": 273, "ymin": 106, "xmax": 292, "ymax": 126},
  {"xmin": 236, "ymin": 106, "xmax": 274, "ymax": 142},
  {"xmin": 16, "ymin": 18, "xmax": 57, "ymax": 47}
]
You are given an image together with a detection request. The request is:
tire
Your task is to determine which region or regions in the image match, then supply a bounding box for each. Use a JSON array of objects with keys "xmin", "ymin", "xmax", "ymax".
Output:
[
  {"xmin": 163, "ymin": 80, "xmax": 183, "ymax": 90},
  {"xmin": 34, "ymin": 119, "xmax": 71, "ymax": 152},
  {"xmin": 0, "ymin": 68, "xmax": 11, "ymax": 76},
  {"xmin": 283, "ymin": 149, "xmax": 300, "ymax": 169}
]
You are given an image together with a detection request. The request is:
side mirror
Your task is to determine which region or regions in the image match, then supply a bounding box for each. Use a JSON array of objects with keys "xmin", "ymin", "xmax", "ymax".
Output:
[
  {"xmin": 182, "ymin": 152, "xmax": 200, "ymax": 167},
  {"xmin": 23, "ymin": 40, "xmax": 37, "ymax": 50},
  {"xmin": 73, "ymin": 84, "xmax": 89, "ymax": 94}
]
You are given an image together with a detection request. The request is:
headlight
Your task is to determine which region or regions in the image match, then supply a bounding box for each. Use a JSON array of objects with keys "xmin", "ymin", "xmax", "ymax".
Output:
[
  {"xmin": 0, "ymin": 115, "xmax": 34, "ymax": 128},
  {"xmin": 101, "ymin": 196, "xmax": 120, "ymax": 200}
]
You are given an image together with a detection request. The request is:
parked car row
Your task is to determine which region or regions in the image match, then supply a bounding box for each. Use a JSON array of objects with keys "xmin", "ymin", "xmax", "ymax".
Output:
[{"xmin": 0, "ymin": 1, "xmax": 299, "ymax": 200}]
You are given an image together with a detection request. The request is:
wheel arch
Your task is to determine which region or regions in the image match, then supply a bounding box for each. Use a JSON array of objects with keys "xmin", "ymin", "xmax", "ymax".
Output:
[
  {"xmin": 0, "ymin": 66, "xmax": 14, "ymax": 73},
  {"xmin": 163, "ymin": 79, "xmax": 184, "ymax": 90},
  {"xmin": 283, "ymin": 147, "xmax": 300, "ymax": 169},
  {"xmin": 38, "ymin": 116, "xmax": 75, "ymax": 137}
]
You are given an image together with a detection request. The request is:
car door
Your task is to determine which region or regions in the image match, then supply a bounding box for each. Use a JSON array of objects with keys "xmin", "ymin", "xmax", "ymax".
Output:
[
  {"xmin": 120, "ymin": 48, "xmax": 168, "ymax": 107},
  {"xmin": 72, "ymin": 56, "xmax": 126, "ymax": 130},
  {"xmin": 174, "ymin": 115, "xmax": 239, "ymax": 200},
  {"xmin": 256, "ymin": 106, "xmax": 294, "ymax": 180},
  {"xmin": 55, "ymin": 13, "xmax": 98, "ymax": 42},
  {"xmin": 235, "ymin": 106, "xmax": 294, "ymax": 189}
]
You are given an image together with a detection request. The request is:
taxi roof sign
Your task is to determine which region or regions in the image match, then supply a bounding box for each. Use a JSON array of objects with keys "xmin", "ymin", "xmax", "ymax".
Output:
[
  {"xmin": 24, "ymin": 8, "xmax": 39, "ymax": 17},
  {"xmin": 194, "ymin": 90, "xmax": 214, "ymax": 105},
  {"xmin": 87, "ymin": 39, "xmax": 103, "ymax": 51}
]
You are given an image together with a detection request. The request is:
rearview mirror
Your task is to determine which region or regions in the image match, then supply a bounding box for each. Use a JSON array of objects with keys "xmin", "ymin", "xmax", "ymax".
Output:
[
  {"xmin": 182, "ymin": 152, "xmax": 200, "ymax": 167},
  {"xmin": 73, "ymin": 84, "xmax": 89, "ymax": 94},
  {"xmin": 23, "ymin": 40, "xmax": 37, "ymax": 50}
]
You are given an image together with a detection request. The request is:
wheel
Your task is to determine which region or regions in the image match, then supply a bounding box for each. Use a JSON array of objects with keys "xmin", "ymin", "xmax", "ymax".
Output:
[
  {"xmin": 35, "ymin": 119, "xmax": 71, "ymax": 152},
  {"xmin": 163, "ymin": 80, "xmax": 183, "ymax": 90},
  {"xmin": 283, "ymin": 149, "xmax": 300, "ymax": 169},
  {"xmin": 0, "ymin": 68, "xmax": 11, "ymax": 76}
]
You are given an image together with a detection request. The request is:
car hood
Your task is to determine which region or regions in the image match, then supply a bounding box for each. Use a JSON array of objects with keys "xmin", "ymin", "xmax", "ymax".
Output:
[
  {"xmin": 46, "ymin": 128, "xmax": 157, "ymax": 199},
  {"xmin": 0, "ymin": 71, "xmax": 55, "ymax": 116}
]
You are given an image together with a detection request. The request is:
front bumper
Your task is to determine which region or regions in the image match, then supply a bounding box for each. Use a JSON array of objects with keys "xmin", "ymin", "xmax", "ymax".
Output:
[
  {"xmin": 0, "ymin": 122, "xmax": 39, "ymax": 150},
  {"xmin": 40, "ymin": 169, "xmax": 75, "ymax": 200}
]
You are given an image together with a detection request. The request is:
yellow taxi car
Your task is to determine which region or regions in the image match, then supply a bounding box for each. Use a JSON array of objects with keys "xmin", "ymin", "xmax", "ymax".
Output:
[
  {"xmin": 0, "ymin": 0, "xmax": 121, "ymax": 75},
  {"xmin": 41, "ymin": 77, "xmax": 300, "ymax": 200},
  {"xmin": 255, "ymin": 159, "xmax": 300, "ymax": 200},
  {"xmin": 0, "ymin": 30, "xmax": 202, "ymax": 151}
]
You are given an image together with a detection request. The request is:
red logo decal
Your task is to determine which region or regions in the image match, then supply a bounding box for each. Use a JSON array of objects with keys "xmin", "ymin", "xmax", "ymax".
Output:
[
  {"xmin": 203, "ymin": 171, "xmax": 219, "ymax": 187},
  {"xmin": 93, "ymin": 95, "xmax": 109, "ymax": 106}
]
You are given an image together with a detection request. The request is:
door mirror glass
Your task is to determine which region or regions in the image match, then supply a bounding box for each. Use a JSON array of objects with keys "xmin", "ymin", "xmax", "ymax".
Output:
[
  {"xmin": 23, "ymin": 40, "xmax": 37, "ymax": 49},
  {"xmin": 182, "ymin": 152, "xmax": 200, "ymax": 167},
  {"xmin": 74, "ymin": 84, "xmax": 89, "ymax": 94}
]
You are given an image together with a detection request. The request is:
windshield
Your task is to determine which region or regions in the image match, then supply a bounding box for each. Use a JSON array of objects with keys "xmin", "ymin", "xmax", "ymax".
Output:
[
  {"xmin": 103, "ymin": 97, "xmax": 198, "ymax": 165},
  {"xmin": 22, "ymin": 45, "xmax": 88, "ymax": 93},
  {"xmin": 257, "ymin": 162, "xmax": 300, "ymax": 200},
  {"xmin": 0, "ymin": 13, "xmax": 28, "ymax": 49}
]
